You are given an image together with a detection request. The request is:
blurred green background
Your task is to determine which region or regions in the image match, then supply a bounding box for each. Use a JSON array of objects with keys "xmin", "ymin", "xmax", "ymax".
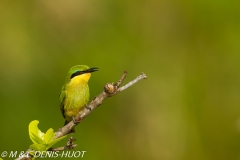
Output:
[{"xmin": 0, "ymin": 0, "xmax": 240, "ymax": 160}]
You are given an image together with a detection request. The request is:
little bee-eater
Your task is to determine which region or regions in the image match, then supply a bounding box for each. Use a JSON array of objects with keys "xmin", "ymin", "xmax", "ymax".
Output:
[{"xmin": 60, "ymin": 65, "xmax": 99, "ymax": 130}]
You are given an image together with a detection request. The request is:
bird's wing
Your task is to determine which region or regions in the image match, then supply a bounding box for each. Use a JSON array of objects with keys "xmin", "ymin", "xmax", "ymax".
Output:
[{"xmin": 60, "ymin": 85, "xmax": 66, "ymax": 118}]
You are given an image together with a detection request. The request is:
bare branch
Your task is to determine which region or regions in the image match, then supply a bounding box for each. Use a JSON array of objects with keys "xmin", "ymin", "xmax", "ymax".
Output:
[
  {"xmin": 50, "ymin": 137, "xmax": 77, "ymax": 151},
  {"xmin": 16, "ymin": 71, "xmax": 147, "ymax": 160},
  {"xmin": 115, "ymin": 70, "xmax": 127, "ymax": 88},
  {"xmin": 116, "ymin": 72, "xmax": 147, "ymax": 93}
]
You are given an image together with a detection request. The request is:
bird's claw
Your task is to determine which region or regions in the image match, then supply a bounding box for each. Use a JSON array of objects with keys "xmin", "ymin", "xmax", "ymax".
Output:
[
  {"xmin": 72, "ymin": 116, "xmax": 80, "ymax": 124},
  {"xmin": 85, "ymin": 105, "xmax": 92, "ymax": 111}
]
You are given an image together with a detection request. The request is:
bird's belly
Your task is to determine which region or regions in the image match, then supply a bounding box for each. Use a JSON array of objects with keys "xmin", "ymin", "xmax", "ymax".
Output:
[
  {"xmin": 64, "ymin": 84, "xmax": 89, "ymax": 119},
  {"xmin": 64, "ymin": 107, "xmax": 82, "ymax": 121}
]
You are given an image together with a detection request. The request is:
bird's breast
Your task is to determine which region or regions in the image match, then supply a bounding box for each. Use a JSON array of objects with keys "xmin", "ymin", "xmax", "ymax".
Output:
[{"xmin": 65, "ymin": 80, "xmax": 89, "ymax": 110}]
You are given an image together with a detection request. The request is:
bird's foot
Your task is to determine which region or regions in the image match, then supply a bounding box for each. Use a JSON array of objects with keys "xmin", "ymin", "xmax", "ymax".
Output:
[
  {"xmin": 85, "ymin": 105, "xmax": 92, "ymax": 111},
  {"xmin": 72, "ymin": 116, "xmax": 81, "ymax": 124}
]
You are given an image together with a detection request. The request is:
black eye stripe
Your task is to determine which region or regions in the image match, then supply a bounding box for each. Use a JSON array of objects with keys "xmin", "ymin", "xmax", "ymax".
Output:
[{"xmin": 70, "ymin": 71, "xmax": 82, "ymax": 79}]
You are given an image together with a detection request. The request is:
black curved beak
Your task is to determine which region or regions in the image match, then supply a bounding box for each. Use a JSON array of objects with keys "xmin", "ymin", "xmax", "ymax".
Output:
[{"xmin": 85, "ymin": 67, "xmax": 99, "ymax": 73}]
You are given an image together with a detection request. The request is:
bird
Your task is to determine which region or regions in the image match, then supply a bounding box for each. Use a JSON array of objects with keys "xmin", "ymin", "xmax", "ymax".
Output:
[{"xmin": 60, "ymin": 65, "xmax": 99, "ymax": 132}]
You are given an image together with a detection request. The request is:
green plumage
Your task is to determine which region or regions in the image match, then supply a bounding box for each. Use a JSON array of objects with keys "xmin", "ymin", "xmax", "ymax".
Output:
[{"xmin": 60, "ymin": 65, "xmax": 98, "ymax": 128}]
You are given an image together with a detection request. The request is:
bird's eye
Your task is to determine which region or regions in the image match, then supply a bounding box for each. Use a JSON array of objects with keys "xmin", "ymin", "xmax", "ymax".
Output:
[{"xmin": 70, "ymin": 70, "xmax": 81, "ymax": 79}]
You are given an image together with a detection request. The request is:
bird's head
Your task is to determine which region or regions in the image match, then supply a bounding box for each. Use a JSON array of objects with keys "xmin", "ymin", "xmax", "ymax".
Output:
[{"xmin": 66, "ymin": 65, "xmax": 99, "ymax": 82}]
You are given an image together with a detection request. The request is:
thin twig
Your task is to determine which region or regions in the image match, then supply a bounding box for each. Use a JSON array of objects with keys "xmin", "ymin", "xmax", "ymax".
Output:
[
  {"xmin": 50, "ymin": 137, "xmax": 77, "ymax": 151},
  {"xmin": 115, "ymin": 71, "xmax": 127, "ymax": 88},
  {"xmin": 117, "ymin": 73, "xmax": 147, "ymax": 93},
  {"xmin": 117, "ymin": 72, "xmax": 147, "ymax": 93}
]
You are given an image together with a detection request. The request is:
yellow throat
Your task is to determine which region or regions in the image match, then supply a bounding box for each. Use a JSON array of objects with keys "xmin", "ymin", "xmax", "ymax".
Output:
[{"xmin": 69, "ymin": 73, "xmax": 91, "ymax": 86}]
